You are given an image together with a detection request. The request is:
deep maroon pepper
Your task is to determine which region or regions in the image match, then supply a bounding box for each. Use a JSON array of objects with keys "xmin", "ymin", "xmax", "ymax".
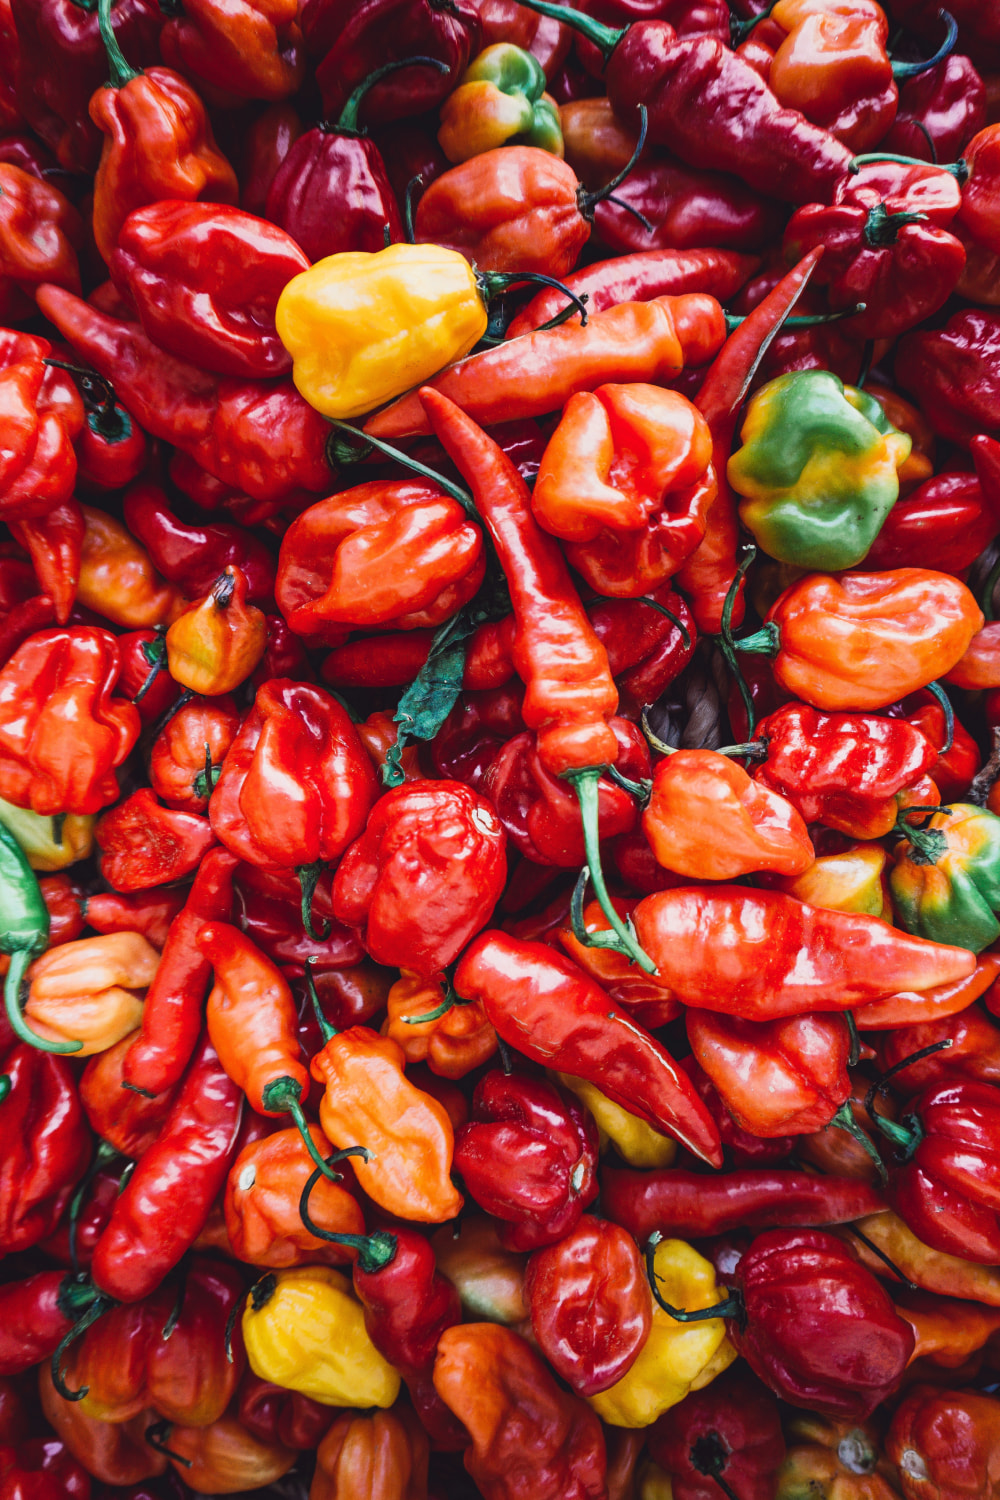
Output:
[
  {"xmin": 453, "ymin": 1070, "xmax": 599, "ymax": 1251},
  {"xmin": 238, "ymin": 102, "xmax": 306, "ymax": 217},
  {"xmin": 237, "ymin": 1371, "xmax": 336, "ymax": 1450},
  {"xmin": 883, "ymin": 54, "xmax": 987, "ymax": 162},
  {"xmin": 884, "ymin": 687, "xmax": 981, "ymax": 802},
  {"xmin": 432, "ymin": 685, "xmax": 527, "ymax": 791},
  {"xmin": 0, "ymin": 131, "xmax": 62, "ymax": 184},
  {"xmin": 0, "ymin": 1270, "xmax": 97, "ymax": 1375},
  {"xmin": 301, "ymin": 0, "xmax": 482, "ymax": 126},
  {"xmin": 251, "ymin": 615, "xmax": 314, "ymax": 689},
  {"xmin": 590, "ymin": 588, "xmax": 697, "ymax": 716},
  {"xmin": 369, "ymin": 112, "xmax": 450, "ymax": 204},
  {"xmin": 680, "ymin": 1057, "xmax": 795, "ymax": 1167},
  {"xmin": 92, "ymin": 1031, "xmax": 244, "ymax": 1302},
  {"xmin": 897, "ymin": 309, "xmax": 1000, "ymax": 444},
  {"xmin": 647, "ymin": 1365, "xmax": 786, "ymax": 1500},
  {"xmin": 594, "ymin": 156, "xmax": 783, "ymax": 254},
  {"xmin": 234, "ymin": 863, "xmax": 364, "ymax": 973},
  {"xmin": 37, "ymin": 1163, "xmax": 119, "ymax": 1270},
  {"xmin": 122, "ymin": 482, "xmax": 276, "ymax": 606},
  {"xmin": 0, "ymin": 1045, "xmax": 90, "ymax": 1255},
  {"xmin": 874, "ymin": 1004, "xmax": 1000, "ymax": 1095},
  {"xmin": 116, "ymin": 629, "xmax": 182, "ymax": 727}
]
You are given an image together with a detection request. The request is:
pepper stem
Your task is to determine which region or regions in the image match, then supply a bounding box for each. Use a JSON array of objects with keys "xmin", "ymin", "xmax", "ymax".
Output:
[
  {"xmin": 401, "ymin": 977, "xmax": 468, "ymax": 1024},
  {"xmin": 729, "ymin": 0, "xmax": 781, "ymax": 45},
  {"xmin": 863, "ymin": 203, "xmax": 928, "ymax": 249},
  {"xmin": 890, "ymin": 8, "xmax": 958, "ymax": 79},
  {"xmin": 564, "ymin": 768, "xmax": 657, "ymax": 973},
  {"xmin": 829, "ymin": 1100, "xmax": 887, "ymax": 1185},
  {"xmin": 51, "ymin": 1292, "xmax": 117, "ymax": 1401},
  {"xmin": 688, "ymin": 1433, "xmax": 741, "ymax": 1500},
  {"xmin": 0, "ymin": 1075, "xmax": 8, "ymax": 1104},
  {"xmin": 924, "ymin": 681, "xmax": 955, "ymax": 755},
  {"xmin": 296, "ymin": 862, "xmax": 331, "ymax": 942},
  {"xmin": 508, "ymin": 0, "xmax": 627, "ymax": 58},
  {"xmin": 640, "ymin": 707, "xmax": 677, "ymax": 757},
  {"xmin": 475, "ymin": 271, "xmax": 590, "ymax": 328},
  {"xmin": 844, "ymin": 1223, "xmax": 920, "ymax": 1292},
  {"xmin": 849, "ymin": 150, "xmax": 968, "ymax": 185},
  {"xmin": 260, "ymin": 1075, "xmax": 344, "ymax": 1184},
  {"xmin": 5, "ymin": 947, "xmax": 83, "ymax": 1054},
  {"xmin": 578, "ymin": 104, "xmax": 648, "ymax": 217},
  {"xmin": 144, "ymin": 1421, "xmax": 192, "ymax": 1467},
  {"xmin": 724, "ymin": 302, "xmax": 867, "ymax": 332},
  {"xmin": 97, "ymin": 0, "xmax": 141, "ymax": 87},
  {"xmin": 606, "ymin": 764, "xmax": 652, "ymax": 802},
  {"xmin": 713, "ymin": 546, "xmax": 762, "ymax": 736},
  {"xmin": 334, "ymin": 56, "xmax": 449, "ymax": 134},
  {"xmin": 864, "ymin": 1042, "xmax": 954, "ymax": 1156},
  {"xmin": 304, "ymin": 959, "xmax": 337, "ymax": 1042},
  {"xmin": 299, "ymin": 1153, "xmax": 400, "ymax": 1273},
  {"xmin": 644, "ymin": 1233, "xmax": 742, "ymax": 1321},
  {"xmin": 326, "ymin": 420, "xmax": 477, "ymax": 517},
  {"xmin": 637, "ymin": 595, "xmax": 691, "ymax": 648}
]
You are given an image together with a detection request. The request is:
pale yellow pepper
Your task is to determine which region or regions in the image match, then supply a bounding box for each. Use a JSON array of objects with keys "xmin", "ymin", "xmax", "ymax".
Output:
[
  {"xmin": 637, "ymin": 1458, "xmax": 675, "ymax": 1500},
  {"xmin": 553, "ymin": 1072, "xmax": 677, "ymax": 1168},
  {"xmin": 276, "ymin": 243, "xmax": 488, "ymax": 420},
  {"xmin": 242, "ymin": 1266, "xmax": 401, "ymax": 1408},
  {"xmin": 0, "ymin": 796, "xmax": 94, "ymax": 870},
  {"xmin": 431, "ymin": 1216, "xmax": 528, "ymax": 1326},
  {"xmin": 588, "ymin": 1238, "xmax": 736, "ymax": 1428}
]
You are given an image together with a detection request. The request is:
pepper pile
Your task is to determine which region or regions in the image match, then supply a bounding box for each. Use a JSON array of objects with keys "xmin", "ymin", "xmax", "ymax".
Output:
[{"xmin": 5, "ymin": 0, "xmax": 1000, "ymax": 1495}]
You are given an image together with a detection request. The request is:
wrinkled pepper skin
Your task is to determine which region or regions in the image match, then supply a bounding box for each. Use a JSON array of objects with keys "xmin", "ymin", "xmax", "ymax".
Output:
[
  {"xmin": 433, "ymin": 1322, "xmax": 608, "ymax": 1499},
  {"xmin": 729, "ymin": 1228, "xmax": 915, "ymax": 1419},
  {"xmin": 886, "ymin": 1383, "xmax": 1000, "ymax": 1500},
  {"xmin": 728, "ymin": 370, "xmax": 911, "ymax": 570},
  {"xmin": 897, "ymin": 309, "xmax": 1000, "ymax": 446},
  {"xmin": 439, "ymin": 41, "xmax": 563, "ymax": 161},
  {"xmin": 454, "ymin": 1070, "xmax": 599, "ymax": 1251},
  {"xmin": 95, "ymin": 788, "xmax": 217, "ymax": 892},
  {"xmin": 524, "ymin": 1215, "xmax": 652, "ymax": 1395},
  {"xmin": 225, "ymin": 1124, "xmax": 365, "ymax": 1267},
  {"xmin": 647, "ymin": 1364, "xmax": 786, "ymax": 1500},
  {"xmin": 157, "ymin": 0, "xmax": 305, "ymax": 102},
  {"xmin": 0, "ymin": 1045, "xmax": 90, "ymax": 1253},
  {"xmin": 310, "ymin": 1407, "xmax": 431, "ymax": 1500},
  {"xmin": 890, "ymin": 803, "xmax": 1000, "ymax": 954}
]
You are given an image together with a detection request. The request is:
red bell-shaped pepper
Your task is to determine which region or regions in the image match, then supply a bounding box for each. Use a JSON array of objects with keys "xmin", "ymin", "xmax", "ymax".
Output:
[
  {"xmin": 96, "ymin": 788, "xmax": 217, "ymax": 892},
  {"xmin": 647, "ymin": 1365, "xmax": 786, "ymax": 1500}
]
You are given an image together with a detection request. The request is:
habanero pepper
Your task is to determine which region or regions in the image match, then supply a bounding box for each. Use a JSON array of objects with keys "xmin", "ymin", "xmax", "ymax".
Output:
[
  {"xmin": 897, "ymin": 308, "xmax": 1000, "ymax": 445},
  {"xmin": 80, "ymin": 1031, "xmax": 177, "ymax": 1159},
  {"xmin": 225, "ymin": 1123, "xmax": 365, "ymax": 1267},
  {"xmin": 439, "ymin": 40, "xmax": 563, "ymax": 161},
  {"xmin": 122, "ymin": 483, "xmax": 277, "ymax": 607},
  {"xmin": 165, "ymin": 565, "xmax": 268, "ymax": 698},
  {"xmin": 862, "ymin": 469, "xmax": 1000, "ymax": 574},
  {"xmin": 592, "ymin": 154, "xmax": 784, "ymax": 257},
  {"xmin": 310, "ymin": 1407, "xmax": 431, "ymax": 1500},
  {"xmin": 890, "ymin": 803, "xmax": 1000, "ymax": 953},
  {"xmin": 0, "ymin": 161, "xmax": 83, "ymax": 301},
  {"xmin": 886, "ymin": 1383, "xmax": 1000, "ymax": 1500},
  {"xmin": 75, "ymin": 505, "xmax": 185, "ymax": 632},
  {"xmin": 883, "ymin": 53, "xmax": 987, "ymax": 162},
  {"xmin": 158, "ymin": 0, "xmax": 304, "ymax": 103},
  {"xmin": 0, "ymin": 330, "xmax": 82, "ymax": 524},
  {"xmin": 647, "ymin": 1364, "xmax": 786, "ymax": 1500},
  {"xmin": 145, "ymin": 1413, "xmax": 297, "ymax": 1493},
  {"xmin": 680, "ymin": 1055, "xmax": 795, "ymax": 1166},
  {"xmin": 148, "ymin": 694, "xmax": 241, "ymax": 814},
  {"xmin": 0, "ymin": 1270, "xmax": 98, "ymax": 1376},
  {"xmin": 875, "ymin": 1004, "xmax": 1000, "ymax": 1094},
  {"xmin": 237, "ymin": 1371, "xmax": 336, "ymax": 1451},
  {"xmin": 234, "ymin": 863, "xmax": 365, "ymax": 973},
  {"xmin": 0, "ymin": 1044, "xmax": 90, "ymax": 1253},
  {"xmin": 25, "ymin": 929, "xmax": 160, "ymax": 1056},
  {"xmin": 95, "ymin": 789, "xmax": 217, "ymax": 893}
]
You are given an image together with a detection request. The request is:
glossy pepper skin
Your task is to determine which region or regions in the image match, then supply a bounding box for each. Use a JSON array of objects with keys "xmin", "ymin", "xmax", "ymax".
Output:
[
  {"xmin": 647, "ymin": 1365, "xmax": 786, "ymax": 1500},
  {"xmin": 862, "ymin": 468, "xmax": 999, "ymax": 575},
  {"xmin": 225, "ymin": 1124, "xmax": 365, "ymax": 1267},
  {"xmin": 886, "ymin": 1383, "xmax": 1000, "ymax": 1500},
  {"xmin": 158, "ymin": 0, "xmax": 305, "ymax": 102},
  {"xmin": 897, "ymin": 309, "xmax": 1000, "ymax": 445},
  {"xmin": 874, "ymin": 1004, "xmax": 1000, "ymax": 1094},
  {"xmin": 0, "ymin": 162, "xmax": 83, "ymax": 300},
  {"xmin": 753, "ymin": 702, "xmax": 939, "ymax": 839},
  {"xmin": 238, "ymin": 1371, "xmax": 336, "ymax": 1451},
  {"xmin": 728, "ymin": 370, "xmax": 911, "ymax": 569},
  {"xmin": 643, "ymin": 747, "xmax": 814, "ymax": 880},
  {"xmin": 592, "ymin": 154, "xmax": 783, "ymax": 256},
  {"xmin": 149, "ymin": 695, "xmax": 241, "ymax": 814},
  {"xmin": 166, "ymin": 565, "xmax": 268, "ymax": 697},
  {"xmin": 884, "ymin": 53, "xmax": 986, "ymax": 163},
  {"xmin": 456, "ymin": 933, "xmax": 722, "ymax": 1162},
  {"xmin": 728, "ymin": 1228, "xmax": 915, "ymax": 1418},
  {"xmin": 439, "ymin": 42, "xmax": 563, "ymax": 161},
  {"xmin": 532, "ymin": 382, "xmax": 715, "ymax": 597},
  {"xmin": 310, "ymin": 1407, "xmax": 430, "ymax": 1500},
  {"xmin": 209, "ymin": 679, "xmax": 377, "ymax": 870},
  {"xmin": 433, "ymin": 1322, "xmax": 608, "ymax": 1500},
  {"xmin": 454, "ymin": 1070, "xmax": 599, "ymax": 1250},
  {"xmin": 0, "ymin": 330, "xmax": 82, "ymax": 523},
  {"xmin": 746, "ymin": 568, "xmax": 983, "ymax": 711},
  {"xmin": 332, "ymin": 781, "xmax": 506, "ymax": 976},
  {"xmin": 0, "ymin": 1045, "xmax": 90, "ymax": 1253},
  {"xmin": 351, "ymin": 1226, "xmax": 462, "ymax": 1400},
  {"xmin": 275, "ymin": 480, "xmax": 484, "ymax": 643},
  {"xmin": 633, "ymin": 886, "xmax": 975, "ymax": 1017},
  {"xmin": 80, "ymin": 1032, "xmax": 177, "ymax": 1159},
  {"xmin": 0, "ymin": 626, "xmax": 139, "ymax": 815},
  {"xmin": 109, "ymin": 203, "xmax": 308, "ymax": 378},
  {"xmin": 95, "ymin": 789, "xmax": 217, "ymax": 892},
  {"xmin": 25, "ymin": 928, "xmax": 159, "ymax": 1055},
  {"xmin": 0, "ymin": 1271, "xmax": 93, "ymax": 1375},
  {"xmin": 524, "ymin": 1216, "xmax": 652, "ymax": 1395},
  {"xmin": 91, "ymin": 1031, "xmax": 243, "ymax": 1302},
  {"xmin": 0, "ymin": 1437, "xmax": 91, "ymax": 1499},
  {"xmin": 891, "ymin": 805, "xmax": 1000, "ymax": 953},
  {"xmin": 123, "ymin": 484, "xmax": 275, "ymax": 608},
  {"xmin": 385, "ymin": 971, "xmax": 497, "ymax": 1078}
]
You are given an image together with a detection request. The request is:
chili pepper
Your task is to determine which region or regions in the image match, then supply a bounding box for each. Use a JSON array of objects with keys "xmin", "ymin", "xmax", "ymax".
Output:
[
  {"xmin": 524, "ymin": 1215, "xmax": 652, "ymax": 1396},
  {"xmin": 429, "ymin": 683, "xmax": 526, "ymax": 789},
  {"xmin": 750, "ymin": 702, "xmax": 939, "ymax": 839},
  {"xmin": 275, "ymin": 479, "xmax": 485, "ymax": 643},
  {"xmin": 148, "ymin": 696, "xmax": 240, "ymax": 815},
  {"xmin": 238, "ymin": 102, "xmax": 306, "ymax": 216},
  {"xmin": 854, "ymin": 949, "xmax": 1000, "ymax": 1030},
  {"xmin": 7, "ymin": 497, "xmax": 83, "ymax": 628},
  {"xmin": 0, "ymin": 798, "xmax": 95, "ymax": 874},
  {"xmin": 0, "ymin": 161, "xmax": 82, "ymax": 300},
  {"xmin": 0, "ymin": 1045, "xmax": 90, "ymax": 1252},
  {"xmin": 590, "ymin": 1235, "xmax": 736, "ymax": 1428},
  {"xmin": 146, "ymin": 1414, "xmax": 297, "ymax": 1493},
  {"xmin": 252, "ymin": 614, "xmax": 314, "ymax": 689},
  {"xmin": 0, "ymin": 595, "xmax": 58, "ymax": 670},
  {"xmin": 890, "ymin": 803, "xmax": 1000, "ymax": 952},
  {"xmin": 946, "ymin": 621, "xmax": 1000, "ymax": 689},
  {"xmin": 225, "ymin": 1124, "xmax": 365, "ymax": 1267},
  {"xmin": 0, "ymin": 1271, "xmax": 99, "ymax": 1376},
  {"xmin": 209, "ymin": 678, "xmax": 377, "ymax": 876},
  {"xmin": 886, "ymin": 1383, "xmax": 1000, "ymax": 1499},
  {"xmin": 594, "ymin": 155, "xmax": 784, "ymax": 257},
  {"xmin": 433, "ymin": 1322, "xmax": 607, "ymax": 1496},
  {"xmin": 234, "ymin": 864, "xmax": 365, "ymax": 974},
  {"xmin": 477, "ymin": 0, "xmax": 572, "ymax": 71},
  {"xmin": 158, "ymin": 0, "xmax": 305, "ymax": 103},
  {"xmin": 311, "ymin": 1408, "xmax": 430, "ymax": 1500},
  {"xmin": 728, "ymin": 369, "xmax": 912, "ymax": 569},
  {"xmin": 237, "ymin": 1371, "xmax": 336, "ymax": 1451},
  {"xmin": 25, "ymin": 929, "xmax": 159, "ymax": 1056},
  {"xmin": 642, "ymin": 747, "xmax": 814, "ymax": 880},
  {"xmin": 876, "ymin": 1004, "xmax": 1000, "ymax": 1094},
  {"xmin": 556, "ymin": 1069, "xmax": 680, "ymax": 1165},
  {"xmin": 301, "ymin": 0, "xmax": 483, "ymax": 126},
  {"xmin": 32, "ymin": 874, "xmax": 84, "ymax": 945},
  {"xmin": 88, "ymin": 0, "xmax": 238, "ymax": 264},
  {"xmin": 0, "ymin": 330, "xmax": 82, "ymax": 524},
  {"xmin": 430, "ymin": 1213, "xmax": 529, "ymax": 1329},
  {"xmin": 241, "ymin": 1264, "xmax": 401, "ymax": 1407},
  {"xmin": 0, "ymin": 1437, "xmax": 91, "ymax": 1499},
  {"xmin": 862, "ymin": 469, "xmax": 1000, "ymax": 574},
  {"xmin": 679, "ymin": 1055, "xmax": 797, "ymax": 1167},
  {"xmin": 845, "ymin": 1207, "xmax": 1000, "ymax": 1307},
  {"xmin": 95, "ymin": 790, "xmax": 217, "ymax": 894},
  {"xmin": 453, "ymin": 1069, "xmax": 598, "ymax": 1250},
  {"xmin": 0, "ymin": 625, "xmax": 139, "ymax": 816},
  {"xmin": 122, "ymin": 487, "xmax": 275, "ymax": 611},
  {"xmin": 75, "ymin": 506, "xmax": 184, "ymax": 632},
  {"xmin": 884, "ymin": 53, "xmax": 987, "ymax": 161},
  {"xmin": 897, "ymin": 308, "xmax": 1000, "ymax": 444},
  {"xmin": 771, "ymin": 839, "xmax": 891, "ymax": 920},
  {"xmin": 775, "ymin": 1411, "xmax": 899, "ymax": 1500},
  {"xmin": 80, "ymin": 1034, "xmax": 176, "ymax": 1159},
  {"xmin": 364, "ymin": 291, "xmax": 726, "ymax": 438},
  {"xmin": 507, "ymin": 245, "xmax": 759, "ymax": 336},
  {"xmin": 91, "ymin": 1030, "xmax": 243, "ymax": 1302},
  {"xmin": 647, "ymin": 1364, "xmax": 786, "ymax": 1500},
  {"xmin": 165, "ymin": 566, "xmax": 268, "ymax": 697},
  {"xmin": 345, "ymin": 1224, "xmax": 462, "ymax": 1392},
  {"xmin": 310, "ymin": 1020, "xmax": 463, "ymax": 1222},
  {"xmin": 35, "ymin": 284, "xmax": 332, "ymax": 504},
  {"xmin": 531, "ymin": 381, "xmax": 714, "ymax": 595},
  {"xmin": 38, "ymin": 1366, "xmax": 167, "ymax": 1486},
  {"xmin": 603, "ymin": 1164, "xmax": 883, "ymax": 1240},
  {"xmin": 454, "ymin": 932, "xmax": 723, "ymax": 1164},
  {"xmin": 117, "ymin": 630, "xmax": 181, "ymax": 728},
  {"xmin": 729, "ymin": 566, "xmax": 983, "ymax": 712},
  {"xmin": 384, "ymin": 971, "xmax": 497, "ymax": 1077},
  {"xmin": 439, "ymin": 41, "xmax": 562, "ymax": 161}
]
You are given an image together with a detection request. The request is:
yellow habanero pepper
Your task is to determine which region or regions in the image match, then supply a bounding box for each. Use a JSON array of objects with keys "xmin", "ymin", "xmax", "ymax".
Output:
[
  {"xmin": 0, "ymin": 796, "xmax": 94, "ymax": 870},
  {"xmin": 588, "ymin": 1238, "xmax": 736, "ymax": 1428},
  {"xmin": 553, "ymin": 1072, "xmax": 677, "ymax": 1169},
  {"xmin": 241, "ymin": 1266, "xmax": 400, "ymax": 1409},
  {"xmin": 276, "ymin": 243, "xmax": 488, "ymax": 421}
]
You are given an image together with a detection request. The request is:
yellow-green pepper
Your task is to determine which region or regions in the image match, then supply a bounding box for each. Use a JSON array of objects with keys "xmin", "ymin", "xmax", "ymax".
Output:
[
  {"xmin": 0, "ymin": 796, "xmax": 95, "ymax": 871},
  {"xmin": 241, "ymin": 1266, "xmax": 401, "ymax": 1408},
  {"xmin": 438, "ymin": 44, "xmax": 564, "ymax": 164},
  {"xmin": 891, "ymin": 803, "xmax": 1000, "ymax": 953},
  {"xmin": 553, "ymin": 1072, "xmax": 677, "ymax": 1168},
  {"xmin": 774, "ymin": 842, "xmax": 891, "ymax": 921},
  {"xmin": 587, "ymin": 1238, "xmax": 736, "ymax": 1427}
]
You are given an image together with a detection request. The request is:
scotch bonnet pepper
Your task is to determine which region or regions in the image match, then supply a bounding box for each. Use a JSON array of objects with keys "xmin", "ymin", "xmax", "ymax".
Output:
[
  {"xmin": 438, "ymin": 42, "xmax": 562, "ymax": 162},
  {"xmin": 728, "ymin": 370, "xmax": 912, "ymax": 570},
  {"xmin": 890, "ymin": 804, "xmax": 1000, "ymax": 954}
]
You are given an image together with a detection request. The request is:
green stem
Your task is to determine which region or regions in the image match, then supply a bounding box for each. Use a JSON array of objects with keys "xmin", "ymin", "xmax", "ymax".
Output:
[
  {"xmin": 850, "ymin": 150, "xmax": 967, "ymax": 185},
  {"xmin": 299, "ymin": 1153, "xmax": 399, "ymax": 1273},
  {"xmin": 845, "ymin": 1010, "xmax": 861, "ymax": 1069},
  {"xmin": 304, "ymin": 960, "xmax": 337, "ymax": 1043},
  {"xmin": 578, "ymin": 104, "xmax": 648, "ymax": 216},
  {"xmin": 97, "ymin": 0, "xmax": 140, "ymax": 87},
  {"xmin": 640, "ymin": 707, "xmax": 677, "ymax": 757},
  {"xmin": 401, "ymin": 979, "xmax": 468, "ymax": 1024},
  {"xmin": 144, "ymin": 1421, "xmax": 192, "ymax": 1468},
  {"xmin": 724, "ymin": 302, "xmax": 866, "ymax": 332},
  {"xmin": 296, "ymin": 862, "xmax": 330, "ymax": 943},
  {"xmin": 890, "ymin": 9, "xmax": 958, "ymax": 79},
  {"xmin": 326, "ymin": 420, "xmax": 477, "ymax": 517},
  {"xmin": 0, "ymin": 1075, "xmax": 8, "ymax": 1104},
  {"xmin": 259, "ymin": 1076, "xmax": 345, "ymax": 1184},
  {"xmin": 830, "ymin": 1100, "xmax": 886, "ymax": 1185},
  {"xmin": 564, "ymin": 768, "xmax": 657, "ymax": 973},
  {"xmin": 645, "ymin": 1233, "xmax": 742, "ymax": 1321},
  {"xmin": 606, "ymin": 765, "xmax": 652, "ymax": 802},
  {"xmin": 729, "ymin": 0, "xmax": 780, "ymax": 46},
  {"xmin": 510, "ymin": 0, "xmax": 626, "ymax": 58},
  {"xmin": 51, "ymin": 1293, "xmax": 116, "ymax": 1401},
  {"xmin": 637, "ymin": 596, "xmax": 691, "ymax": 648},
  {"xmin": 844, "ymin": 1224, "xmax": 920, "ymax": 1291},
  {"xmin": 924, "ymin": 681, "xmax": 954, "ymax": 755},
  {"xmin": 335, "ymin": 56, "xmax": 448, "ymax": 134},
  {"xmin": 476, "ymin": 271, "xmax": 589, "ymax": 327},
  {"xmin": 714, "ymin": 546, "xmax": 761, "ymax": 736},
  {"xmin": 5, "ymin": 948, "xmax": 83, "ymax": 1054}
]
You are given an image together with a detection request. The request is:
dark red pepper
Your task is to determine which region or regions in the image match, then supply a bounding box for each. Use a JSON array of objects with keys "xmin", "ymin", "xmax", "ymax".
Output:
[
  {"xmin": 647, "ymin": 1365, "xmax": 786, "ymax": 1500},
  {"xmin": 122, "ymin": 482, "xmax": 276, "ymax": 607},
  {"xmin": 0, "ymin": 1045, "xmax": 90, "ymax": 1254},
  {"xmin": 883, "ymin": 53, "xmax": 987, "ymax": 162}
]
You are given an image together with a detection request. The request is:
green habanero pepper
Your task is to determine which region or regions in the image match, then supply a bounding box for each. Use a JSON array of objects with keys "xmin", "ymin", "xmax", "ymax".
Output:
[
  {"xmin": 890, "ymin": 803, "xmax": 1000, "ymax": 955},
  {"xmin": 0, "ymin": 820, "xmax": 80, "ymax": 1054},
  {"xmin": 438, "ymin": 43, "xmax": 564, "ymax": 164},
  {"xmin": 727, "ymin": 370, "xmax": 912, "ymax": 572}
]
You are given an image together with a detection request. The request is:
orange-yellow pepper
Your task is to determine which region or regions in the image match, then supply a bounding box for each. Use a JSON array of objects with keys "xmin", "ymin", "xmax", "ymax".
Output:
[
  {"xmin": 76, "ymin": 506, "xmax": 186, "ymax": 629},
  {"xmin": 165, "ymin": 564, "xmax": 267, "ymax": 695},
  {"xmin": 384, "ymin": 971, "xmax": 497, "ymax": 1079},
  {"xmin": 26, "ymin": 929, "xmax": 159, "ymax": 1055},
  {"xmin": 310, "ymin": 1407, "xmax": 430, "ymax": 1500}
]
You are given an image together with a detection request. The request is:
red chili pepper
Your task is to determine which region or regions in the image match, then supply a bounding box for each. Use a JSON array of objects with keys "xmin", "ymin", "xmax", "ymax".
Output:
[
  {"xmin": 680, "ymin": 1056, "xmax": 796, "ymax": 1166},
  {"xmin": 883, "ymin": 53, "xmax": 987, "ymax": 162},
  {"xmin": 80, "ymin": 1035, "xmax": 177, "ymax": 1159},
  {"xmin": 862, "ymin": 469, "xmax": 1000, "ymax": 574},
  {"xmin": 647, "ymin": 1365, "xmax": 786, "ymax": 1500},
  {"xmin": 123, "ymin": 482, "xmax": 276, "ymax": 606},
  {"xmin": 237, "ymin": 1371, "xmax": 336, "ymax": 1451},
  {"xmin": 233, "ymin": 862, "xmax": 364, "ymax": 974},
  {"xmin": 0, "ymin": 1437, "xmax": 91, "ymax": 1499},
  {"xmin": 0, "ymin": 1270, "xmax": 96, "ymax": 1375},
  {"xmin": 0, "ymin": 1044, "xmax": 90, "ymax": 1253},
  {"xmin": 95, "ymin": 788, "xmax": 217, "ymax": 893},
  {"xmin": 83, "ymin": 889, "xmax": 186, "ymax": 950}
]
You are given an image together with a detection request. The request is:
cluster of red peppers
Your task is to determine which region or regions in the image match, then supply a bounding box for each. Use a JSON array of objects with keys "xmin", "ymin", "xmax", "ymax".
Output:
[{"xmin": 5, "ymin": 0, "xmax": 1000, "ymax": 1495}]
